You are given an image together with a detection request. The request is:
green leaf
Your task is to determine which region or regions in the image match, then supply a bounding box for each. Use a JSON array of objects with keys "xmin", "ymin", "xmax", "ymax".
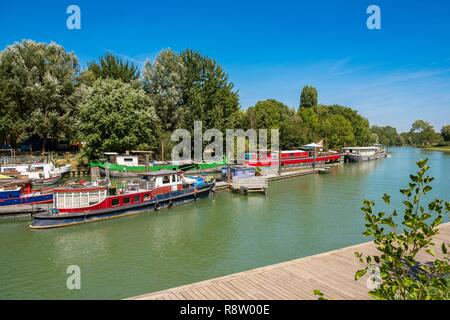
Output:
[
  {"xmin": 382, "ymin": 194, "xmax": 391, "ymax": 205},
  {"xmin": 442, "ymin": 243, "xmax": 448, "ymax": 254},
  {"xmin": 355, "ymin": 269, "xmax": 367, "ymax": 281}
]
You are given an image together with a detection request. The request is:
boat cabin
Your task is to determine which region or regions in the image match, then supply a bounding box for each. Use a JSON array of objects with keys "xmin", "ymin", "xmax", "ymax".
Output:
[
  {"xmin": 116, "ymin": 155, "xmax": 139, "ymax": 167},
  {"xmin": 342, "ymin": 147, "xmax": 378, "ymax": 157},
  {"xmin": 53, "ymin": 186, "xmax": 108, "ymax": 209},
  {"xmin": 140, "ymin": 170, "xmax": 183, "ymax": 191}
]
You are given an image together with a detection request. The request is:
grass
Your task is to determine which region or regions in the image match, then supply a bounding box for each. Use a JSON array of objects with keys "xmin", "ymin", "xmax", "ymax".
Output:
[{"xmin": 423, "ymin": 145, "xmax": 450, "ymax": 152}]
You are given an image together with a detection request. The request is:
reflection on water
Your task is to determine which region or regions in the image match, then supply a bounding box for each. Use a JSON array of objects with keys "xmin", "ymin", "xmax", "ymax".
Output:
[{"xmin": 0, "ymin": 147, "xmax": 449, "ymax": 299}]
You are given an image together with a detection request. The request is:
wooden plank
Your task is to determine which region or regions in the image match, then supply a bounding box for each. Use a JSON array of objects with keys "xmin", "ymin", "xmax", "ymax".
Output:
[{"xmin": 128, "ymin": 222, "xmax": 450, "ymax": 300}]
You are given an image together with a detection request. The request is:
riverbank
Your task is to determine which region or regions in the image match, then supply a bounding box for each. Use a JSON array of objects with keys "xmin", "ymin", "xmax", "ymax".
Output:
[
  {"xmin": 130, "ymin": 222, "xmax": 450, "ymax": 300},
  {"xmin": 423, "ymin": 146, "xmax": 450, "ymax": 152}
]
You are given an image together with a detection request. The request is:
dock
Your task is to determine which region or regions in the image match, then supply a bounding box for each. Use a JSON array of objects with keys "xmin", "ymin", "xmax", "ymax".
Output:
[
  {"xmin": 129, "ymin": 222, "xmax": 450, "ymax": 300},
  {"xmin": 231, "ymin": 176, "xmax": 268, "ymax": 195},
  {"xmin": 215, "ymin": 167, "xmax": 325, "ymax": 192}
]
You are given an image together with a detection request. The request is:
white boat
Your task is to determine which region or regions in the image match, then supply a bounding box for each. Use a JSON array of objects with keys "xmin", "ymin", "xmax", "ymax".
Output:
[
  {"xmin": 0, "ymin": 163, "xmax": 71, "ymax": 185},
  {"xmin": 342, "ymin": 145, "xmax": 388, "ymax": 163}
]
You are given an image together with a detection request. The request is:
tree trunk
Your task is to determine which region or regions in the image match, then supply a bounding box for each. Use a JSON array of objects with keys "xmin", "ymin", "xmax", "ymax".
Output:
[{"xmin": 41, "ymin": 136, "xmax": 47, "ymax": 155}]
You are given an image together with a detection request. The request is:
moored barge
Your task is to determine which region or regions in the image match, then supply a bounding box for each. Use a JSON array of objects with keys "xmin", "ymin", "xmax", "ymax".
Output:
[
  {"xmin": 0, "ymin": 178, "xmax": 53, "ymax": 216},
  {"xmin": 342, "ymin": 145, "xmax": 387, "ymax": 162},
  {"xmin": 30, "ymin": 171, "xmax": 215, "ymax": 229}
]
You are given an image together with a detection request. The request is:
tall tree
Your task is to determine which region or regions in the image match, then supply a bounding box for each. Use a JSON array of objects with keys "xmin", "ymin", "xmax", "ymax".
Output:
[
  {"xmin": 178, "ymin": 49, "xmax": 240, "ymax": 132},
  {"xmin": 319, "ymin": 105, "xmax": 373, "ymax": 146},
  {"xmin": 410, "ymin": 120, "xmax": 437, "ymax": 146},
  {"xmin": 141, "ymin": 49, "xmax": 186, "ymax": 132},
  {"xmin": 87, "ymin": 53, "xmax": 139, "ymax": 83},
  {"xmin": 371, "ymin": 125, "xmax": 403, "ymax": 146},
  {"xmin": 441, "ymin": 124, "xmax": 450, "ymax": 142},
  {"xmin": 299, "ymin": 85, "xmax": 318, "ymax": 109},
  {"xmin": 247, "ymin": 99, "xmax": 291, "ymax": 129},
  {"xmin": 78, "ymin": 79, "xmax": 160, "ymax": 159},
  {"xmin": 0, "ymin": 40, "xmax": 80, "ymax": 152},
  {"xmin": 319, "ymin": 114, "xmax": 355, "ymax": 148},
  {"xmin": 247, "ymin": 99, "xmax": 308, "ymax": 149}
]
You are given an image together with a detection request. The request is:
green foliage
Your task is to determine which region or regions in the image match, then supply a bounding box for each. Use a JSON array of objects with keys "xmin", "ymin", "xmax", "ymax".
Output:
[
  {"xmin": 319, "ymin": 105, "xmax": 372, "ymax": 147},
  {"xmin": 247, "ymin": 99, "xmax": 290, "ymax": 129},
  {"xmin": 177, "ymin": 49, "xmax": 240, "ymax": 132},
  {"xmin": 0, "ymin": 40, "xmax": 81, "ymax": 152},
  {"xmin": 371, "ymin": 126, "xmax": 403, "ymax": 146},
  {"xmin": 409, "ymin": 120, "xmax": 438, "ymax": 146},
  {"xmin": 247, "ymin": 99, "xmax": 307, "ymax": 149},
  {"xmin": 88, "ymin": 53, "xmax": 140, "ymax": 83},
  {"xmin": 299, "ymin": 85, "xmax": 318, "ymax": 109},
  {"xmin": 297, "ymin": 104, "xmax": 373, "ymax": 149},
  {"xmin": 355, "ymin": 159, "xmax": 449, "ymax": 299},
  {"xmin": 313, "ymin": 289, "xmax": 328, "ymax": 300},
  {"xmin": 142, "ymin": 49, "xmax": 186, "ymax": 132},
  {"xmin": 77, "ymin": 79, "xmax": 160, "ymax": 159},
  {"xmin": 319, "ymin": 114, "xmax": 355, "ymax": 147},
  {"xmin": 441, "ymin": 125, "xmax": 450, "ymax": 143}
]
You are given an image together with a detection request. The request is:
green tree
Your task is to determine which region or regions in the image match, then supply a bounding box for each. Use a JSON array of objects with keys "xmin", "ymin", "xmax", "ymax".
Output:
[
  {"xmin": 355, "ymin": 159, "xmax": 449, "ymax": 299},
  {"xmin": 247, "ymin": 99, "xmax": 290, "ymax": 130},
  {"xmin": 298, "ymin": 107, "xmax": 319, "ymax": 142},
  {"xmin": 0, "ymin": 40, "xmax": 80, "ymax": 152},
  {"xmin": 178, "ymin": 50, "xmax": 240, "ymax": 132},
  {"xmin": 78, "ymin": 79, "xmax": 160, "ymax": 159},
  {"xmin": 410, "ymin": 120, "xmax": 437, "ymax": 146},
  {"xmin": 441, "ymin": 125, "xmax": 450, "ymax": 143},
  {"xmin": 141, "ymin": 49, "xmax": 186, "ymax": 132},
  {"xmin": 319, "ymin": 105, "xmax": 372, "ymax": 146},
  {"xmin": 280, "ymin": 115, "xmax": 310, "ymax": 149},
  {"xmin": 247, "ymin": 99, "xmax": 305, "ymax": 149},
  {"xmin": 320, "ymin": 114, "xmax": 355, "ymax": 148},
  {"xmin": 87, "ymin": 53, "xmax": 140, "ymax": 83},
  {"xmin": 371, "ymin": 126, "xmax": 403, "ymax": 146},
  {"xmin": 299, "ymin": 85, "xmax": 318, "ymax": 109}
]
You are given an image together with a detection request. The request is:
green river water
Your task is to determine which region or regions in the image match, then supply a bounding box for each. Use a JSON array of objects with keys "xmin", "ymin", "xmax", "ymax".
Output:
[{"xmin": 0, "ymin": 147, "xmax": 449, "ymax": 299}]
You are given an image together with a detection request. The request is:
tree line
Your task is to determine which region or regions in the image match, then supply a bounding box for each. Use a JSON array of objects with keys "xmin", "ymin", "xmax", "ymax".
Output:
[
  {"xmin": 371, "ymin": 121, "xmax": 450, "ymax": 147},
  {"xmin": 1, "ymin": 40, "xmax": 447, "ymax": 160}
]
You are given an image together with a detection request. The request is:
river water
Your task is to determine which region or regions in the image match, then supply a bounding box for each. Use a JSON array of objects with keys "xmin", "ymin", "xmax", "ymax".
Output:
[{"xmin": 0, "ymin": 147, "xmax": 449, "ymax": 299}]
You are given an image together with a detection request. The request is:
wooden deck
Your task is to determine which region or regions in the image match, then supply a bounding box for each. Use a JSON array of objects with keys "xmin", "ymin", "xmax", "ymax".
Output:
[{"xmin": 130, "ymin": 222, "xmax": 450, "ymax": 300}]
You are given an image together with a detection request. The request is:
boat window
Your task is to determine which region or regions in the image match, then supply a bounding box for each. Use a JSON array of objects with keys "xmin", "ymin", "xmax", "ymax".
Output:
[
  {"xmin": 123, "ymin": 197, "xmax": 130, "ymax": 204},
  {"xmin": 163, "ymin": 175, "xmax": 170, "ymax": 184},
  {"xmin": 134, "ymin": 195, "xmax": 140, "ymax": 202},
  {"xmin": 112, "ymin": 198, "xmax": 119, "ymax": 206},
  {"xmin": 123, "ymin": 158, "xmax": 134, "ymax": 162},
  {"xmin": 172, "ymin": 175, "xmax": 176, "ymax": 182},
  {"xmin": 144, "ymin": 193, "xmax": 150, "ymax": 200}
]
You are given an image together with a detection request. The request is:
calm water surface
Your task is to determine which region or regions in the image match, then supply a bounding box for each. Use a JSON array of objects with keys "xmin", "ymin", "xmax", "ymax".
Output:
[{"xmin": 0, "ymin": 147, "xmax": 449, "ymax": 299}]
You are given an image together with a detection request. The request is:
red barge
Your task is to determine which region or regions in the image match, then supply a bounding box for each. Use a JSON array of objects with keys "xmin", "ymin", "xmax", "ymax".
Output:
[
  {"xmin": 30, "ymin": 171, "xmax": 215, "ymax": 229},
  {"xmin": 244, "ymin": 150, "xmax": 343, "ymax": 167}
]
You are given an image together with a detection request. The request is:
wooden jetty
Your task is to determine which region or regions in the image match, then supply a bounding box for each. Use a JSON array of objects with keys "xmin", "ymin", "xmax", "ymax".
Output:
[
  {"xmin": 216, "ymin": 167, "xmax": 331, "ymax": 193},
  {"xmin": 129, "ymin": 222, "xmax": 450, "ymax": 300},
  {"xmin": 231, "ymin": 176, "xmax": 268, "ymax": 195}
]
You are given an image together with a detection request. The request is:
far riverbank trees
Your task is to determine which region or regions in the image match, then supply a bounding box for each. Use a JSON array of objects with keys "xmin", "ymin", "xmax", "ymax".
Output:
[{"xmin": 0, "ymin": 40, "xmax": 447, "ymax": 158}]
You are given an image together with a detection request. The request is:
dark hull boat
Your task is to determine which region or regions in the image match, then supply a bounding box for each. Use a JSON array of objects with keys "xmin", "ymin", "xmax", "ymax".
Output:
[
  {"xmin": 30, "ymin": 171, "xmax": 215, "ymax": 229},
  {"xmin": 0, "ymin": 179, "xmax": 53, "ymax": 216}
]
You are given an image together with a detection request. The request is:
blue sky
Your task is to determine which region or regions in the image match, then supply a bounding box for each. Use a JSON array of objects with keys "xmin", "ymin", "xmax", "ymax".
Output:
[{"xmin": 1, "ymin": 0, "xmax": 449, "ymax": 132}]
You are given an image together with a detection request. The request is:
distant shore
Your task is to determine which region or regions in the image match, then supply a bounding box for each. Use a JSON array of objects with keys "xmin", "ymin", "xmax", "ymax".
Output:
[{"xmin": 423, "ymin": 146, "xmax": 450, "ymax": 152}]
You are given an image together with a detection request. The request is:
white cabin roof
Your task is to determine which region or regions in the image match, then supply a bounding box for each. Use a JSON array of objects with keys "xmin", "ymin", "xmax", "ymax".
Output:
[
  {"xmin": 342, "ymin": 147, "xmax": 378, "ymax": 150},
  {"xmin": 281, "ymin": 150, "xmax": 306, "ymax": 153}
]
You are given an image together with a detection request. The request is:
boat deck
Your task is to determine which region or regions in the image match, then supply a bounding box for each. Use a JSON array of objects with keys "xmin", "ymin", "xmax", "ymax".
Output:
[{"xmin": 129, "ymin": 222, "xmax": 450, "ymax": 300}]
